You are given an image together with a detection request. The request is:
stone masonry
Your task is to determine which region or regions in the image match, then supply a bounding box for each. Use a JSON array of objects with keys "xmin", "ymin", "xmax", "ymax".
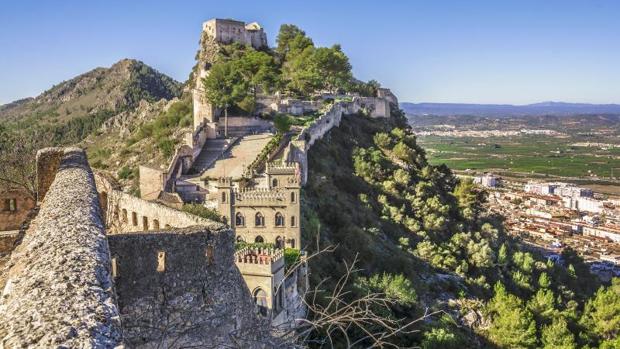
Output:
[{"xmin": 0, "ymin": 148, "xmax": 277, "ymax": 348}]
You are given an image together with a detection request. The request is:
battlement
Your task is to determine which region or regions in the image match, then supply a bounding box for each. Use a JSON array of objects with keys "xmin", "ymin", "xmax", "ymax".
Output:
[
  {"xmin": 235, "ymin": 247, "xmax": 285, "ymax": 274},
  {"xmin": 217, "ymin": 176, "xmax": 233, "ymax": 187},
  {"xmin": 266, "ymin": 161, "xmax": 298, "ymax": 174},
  {"xmin": 234, "ymin": 188, "xmax": 287, "ymax": 204}
]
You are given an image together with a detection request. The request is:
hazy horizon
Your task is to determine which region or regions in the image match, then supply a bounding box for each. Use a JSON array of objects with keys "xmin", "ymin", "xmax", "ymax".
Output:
[{"xmin": 1, "ymin": 0, "xmax": 619, "ymax": 105}]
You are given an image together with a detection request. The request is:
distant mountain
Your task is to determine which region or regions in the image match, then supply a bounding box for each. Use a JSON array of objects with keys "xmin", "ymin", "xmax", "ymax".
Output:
[
  {"xmin": 0, "ymin": 59, "xmax": 182, "ymax": 127},
  {"xmin": 400, "ymin": 101, "xmax": 620, "ymax": 116}
]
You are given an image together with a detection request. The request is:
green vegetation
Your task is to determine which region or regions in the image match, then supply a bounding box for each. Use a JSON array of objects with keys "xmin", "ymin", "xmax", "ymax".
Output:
[
  {"xmin": 181, "ymin": 203, "xmax": 222, "ymax": 222},
  {"xmin": 128, "ymin": 98, "xmax": 192, "ymax": 158},
  {"xmin": 301, "ymin": 110, "xmax": 619, "ymax": 347},
  {"xmin": 202, "ymin": 23, "xmax": 377, "ymax": 117},
  {"xmin": 419, "ymin": 135, "xmax": 620, "ymax": 179}
]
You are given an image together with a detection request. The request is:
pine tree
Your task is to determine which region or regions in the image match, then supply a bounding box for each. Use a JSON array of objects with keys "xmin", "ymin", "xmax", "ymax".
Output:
[{"xmin": 541, "ymin": 317, "xmax": 577, "ymax": 349}]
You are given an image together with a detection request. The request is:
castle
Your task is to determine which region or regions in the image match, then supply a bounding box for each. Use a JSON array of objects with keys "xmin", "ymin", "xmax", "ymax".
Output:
[{"xmin": 0, "ymin": 17, "xmax": 399, "ymax": 346}]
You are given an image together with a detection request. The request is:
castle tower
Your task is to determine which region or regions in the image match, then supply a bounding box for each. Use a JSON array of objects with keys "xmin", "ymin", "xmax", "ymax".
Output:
[
  {"xmin": 265, "ymin": 162, "xmax": 301, "ymax": 249},
  {"xmin": 216, "ymin": 177, "xmax": 233, "ymax": 225},
  {"xmin": 192, "ymin": 19, "xmax": 268, "ymax": 138}
]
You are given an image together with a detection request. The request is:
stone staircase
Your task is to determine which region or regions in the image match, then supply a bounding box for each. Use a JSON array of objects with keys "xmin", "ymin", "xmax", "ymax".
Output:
[{"xmin": 188, "ymin": 138, "xmax": 239, "ymax": 175}]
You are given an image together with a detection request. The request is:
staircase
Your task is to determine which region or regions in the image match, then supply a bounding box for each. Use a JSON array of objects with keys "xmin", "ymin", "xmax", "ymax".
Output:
[{"xmin": 188, "ymin": 138, "xmax": 239, "ymax": 175}]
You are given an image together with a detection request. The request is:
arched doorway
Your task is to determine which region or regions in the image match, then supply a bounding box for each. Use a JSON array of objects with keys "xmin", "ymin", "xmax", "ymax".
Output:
[
  {"xmin": 253, "ymin": 288, "xmax": 268, "ymax": 316},
  {"xmin": 255, "ymin": 235, "xmax": 265, "ymax": 243}
]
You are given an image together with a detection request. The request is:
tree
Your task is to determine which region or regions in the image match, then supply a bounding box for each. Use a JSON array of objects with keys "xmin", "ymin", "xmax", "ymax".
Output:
[
  {"xmin": 581, "ymin": 278, "xmax": 620, "ymax": 341},
  {"xmin": 203, "ymin": 60, "xmax": 245, "ymax": 137},
  {"xmin": 273, "ymin": 114, "xmax": 292, "ymax": 134},
  {"xmin": 487, "ymin": 283, "xmax": 538, "ymax": 349},
  {"xmin": 235, "ymin": 49, "xmax": 280, "ymax": 110},
  {"xmin": 275, "ymin": 24, "xmax": 313, "ymax": 59},
  {"xmin": 541, "ymin": 317, "xmax": 576, "ymax": 349},
  {"xmin": 311, "ymin": 45, "xmax": 353, "ymax": 93},
  {"xmin": 0, "ymin": 124, "xmax": 42, "ymax": 198}
]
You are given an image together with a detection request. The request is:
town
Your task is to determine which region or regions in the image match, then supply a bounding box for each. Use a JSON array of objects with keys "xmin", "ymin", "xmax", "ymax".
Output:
[{"xmin": 474, "ymin": 173, "xmax": 620, "ymax": 281}]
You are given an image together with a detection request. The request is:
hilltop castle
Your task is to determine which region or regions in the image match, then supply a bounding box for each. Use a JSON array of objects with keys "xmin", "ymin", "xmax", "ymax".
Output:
[{"xmin": 0, "ymin": 17, "xmax": 399, "ymax": 346}]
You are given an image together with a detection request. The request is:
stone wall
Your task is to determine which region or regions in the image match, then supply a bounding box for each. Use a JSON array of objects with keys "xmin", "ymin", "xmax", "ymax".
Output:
[
  {"xmin": 0, "ymin": 188, "xmax": 35, "ymax": 232},
  {"xmin": 108, "ymin": 226, "xmax": 272, "ymax": 348},
  {"xmin": 96, "ymin": 172, "xmax": 219, "ymax": 234},
  {"xmin": 0, "ymin": 148, "xmax": 122, "ymax": 347},
  {"xmin": 287, "ymin": 96, "xmax": 395, "ymax": 184}
]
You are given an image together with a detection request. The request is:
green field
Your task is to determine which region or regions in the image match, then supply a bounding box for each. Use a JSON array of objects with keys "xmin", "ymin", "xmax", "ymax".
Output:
[{"xmin": 418, "ymin": 135, "xmax": 620, "ymax": 179}]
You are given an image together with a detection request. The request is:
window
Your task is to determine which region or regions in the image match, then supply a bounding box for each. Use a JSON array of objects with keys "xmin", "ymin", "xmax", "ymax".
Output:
[
  {"xmin": 290, "ymin": 216, "xmax": 296, "ymax": 227},
  {"xmin": 132, "ymin": 212, "xmax": 138, "ymax": 226},
  {"xmin": 255, "ymin": 235, "xmax": 265, "ymax": 243},
  {"xmin": 122, "ymin": 209, "xmax": 128, "ymax": 223},
  {"xmin": 235, "ymin": 212, "xmax": 245, "ymax": 227},
  {"xmin": 153, "ymin": 219, "xmax": 160, "ymax": 230},
  {"xmin": 4, "ymin": 198, "xmax": 16, "ymax": 212},
  {"xmin": 272, "ymin": 178, "xmax": 278, "ymax": 188},
  {"xmin": 275, "ymin": 236, "xmax": 284, "ymax": 249},
  {"xmin": 275, "ymin": 212, "xmax": 284, "ymax": 227},
  {"xmin": 221, "ymin": 191, "xmax": 227, "ymax": 203},
  {"xmin": 236, "ymin": 235, "xmax": 245, "ymax": 243},
  {"xmin": 142, "ymin": 216, "xmax": 149, "ymax": 231},
  {"xmin": 290, "ymin": 192, "xmax": 296, "ymax": 203},
  {"xmin": 255, "ymin": 212, "xmax": 265, "ymax": 227}
]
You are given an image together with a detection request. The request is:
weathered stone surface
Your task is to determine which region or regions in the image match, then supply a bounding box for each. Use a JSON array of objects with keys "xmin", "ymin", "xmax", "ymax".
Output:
[
  {"xmin": 109, "ymin": 227, "xmax": 274, "ymax": 348},
  {"xmin": 0, "ymin": 148, "xmax": 122, "ymax": 348}
]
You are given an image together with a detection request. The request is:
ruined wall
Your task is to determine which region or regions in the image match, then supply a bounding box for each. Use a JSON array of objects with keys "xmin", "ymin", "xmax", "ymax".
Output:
[
  {"xmin": 0, "ymin": 188, "xmax": 35, "ymax": 232},
  {"xmin": 0, "ymin": 148, "xmax": 122, "ymax": 347},
  {"xmin": 108, "ymin": 227, "xmax": 273, "ymax": 348},
  {"xmin": 96, "ymin": 173, "xmax": 218, "ymax": 233}
]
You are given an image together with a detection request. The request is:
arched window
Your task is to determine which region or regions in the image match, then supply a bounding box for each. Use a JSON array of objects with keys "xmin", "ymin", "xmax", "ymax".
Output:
[
  {"xmin": 153, "ymin": 219, "xmax": 160, "ymax": 230},
  {"xmin": 290, "ymin": 215, "xmax": 296, "ymax": 227},
  {"xmin": 236, "ymin": 235, "xmax": 245, "ymax": 243},
  {"xmin": 221, "ymin": 191, "xmax": 227, "ymax": 203},
  {"xmin": 122, "ymin": 209, "xmax": 128, "ymax": 223},
  {"xmin": 235, "ymin": 212, "xmax": 245, "ymax": 227},
  {"xmin": 275, "ymin": 236, "xmax": 284, "ymax": 249},
  {"xmin": 253, "ymin": 288, "xmax": 268, "ymax": 316},
  {"xmin": 272, "ymin": 178, "xmax": 278, "ymax": 188},
  {"xmin": 255, "ymin": 212, "xmax": 265, "ymax": 227},
  {"xmin": 289, "ymin": 238, "xmax": 296, "ymax": 249},
  {"xmin": 255, "ymin": 235, "xmax": 265, "ymax": 243},
  {"xmin": 142, "ymin": 216, "xmax": 149, "ymax": 231},
  {"xmin": 132, "ymin": 212, "xmax": 138, "ymax": 226},
  {"xmin": 275, "ymin": 212, "xmax": 285, "ymax": 227},
  {"xmin": 290, "ymin": 192, "xmax": 296, "ymax": 203}
]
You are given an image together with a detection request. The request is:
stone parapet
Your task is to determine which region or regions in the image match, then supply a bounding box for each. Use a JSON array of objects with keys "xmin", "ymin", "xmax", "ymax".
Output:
[{"xmin": 0, "ymin": 148, "xmax": 123, "ymax": 347}]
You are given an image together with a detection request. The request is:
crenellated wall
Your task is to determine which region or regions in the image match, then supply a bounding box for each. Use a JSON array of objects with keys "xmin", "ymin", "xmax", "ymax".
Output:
[{"xmin": 0, "ymin": 148, "xmax": 123, "ymax": 347}]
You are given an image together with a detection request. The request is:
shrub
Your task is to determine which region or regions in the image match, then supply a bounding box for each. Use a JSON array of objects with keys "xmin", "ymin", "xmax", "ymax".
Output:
[{"xmin": 182, "ymin": 204, "xmax": 222, "ymax": 222}]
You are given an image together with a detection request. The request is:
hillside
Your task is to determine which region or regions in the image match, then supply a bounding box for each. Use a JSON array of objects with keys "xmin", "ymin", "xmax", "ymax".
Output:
[
  {"xmin": 402, "ymin": 102, "xmax": 620, "ymax": 117},
  {"xmin": 301, "ymin": 110, "xmax": 617, "ymax": 348},
  {"xmin": 0, "ymin": 59, "xmax": 182, "ymax": 145}
]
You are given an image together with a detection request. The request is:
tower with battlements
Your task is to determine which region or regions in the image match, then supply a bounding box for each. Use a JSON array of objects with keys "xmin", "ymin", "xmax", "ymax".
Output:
[
  {"xmin": 192, "ymin": 19, "xmax": 268, "ymax": 138},
  {"xmin": 216, "ymin": 162, "xmax": 301, "ymax": 249}
]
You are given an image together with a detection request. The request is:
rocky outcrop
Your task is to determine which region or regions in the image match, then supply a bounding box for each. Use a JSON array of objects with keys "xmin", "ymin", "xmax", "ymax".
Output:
[{"xmin": 0, "ymin": 148, "xmax": 122, "ymax": 347}]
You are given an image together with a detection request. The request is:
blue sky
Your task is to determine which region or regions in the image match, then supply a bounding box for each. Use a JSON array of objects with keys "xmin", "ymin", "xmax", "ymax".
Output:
[{"xmin": 1, "ymin": 0, "xmax": 619, "ymax": 105}]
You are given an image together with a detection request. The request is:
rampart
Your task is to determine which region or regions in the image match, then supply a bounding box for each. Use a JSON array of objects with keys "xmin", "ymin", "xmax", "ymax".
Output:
[
  {"xmin": 0, "ymin": 148, "xmax": 122, "ymax": 347},
  {"xmin": 95, "ymin": 172, "xmax": 220, "ymax": 233},
  {"xmin": 286, "ymin": 96, "xmax": 396, "ymax": 184}
]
